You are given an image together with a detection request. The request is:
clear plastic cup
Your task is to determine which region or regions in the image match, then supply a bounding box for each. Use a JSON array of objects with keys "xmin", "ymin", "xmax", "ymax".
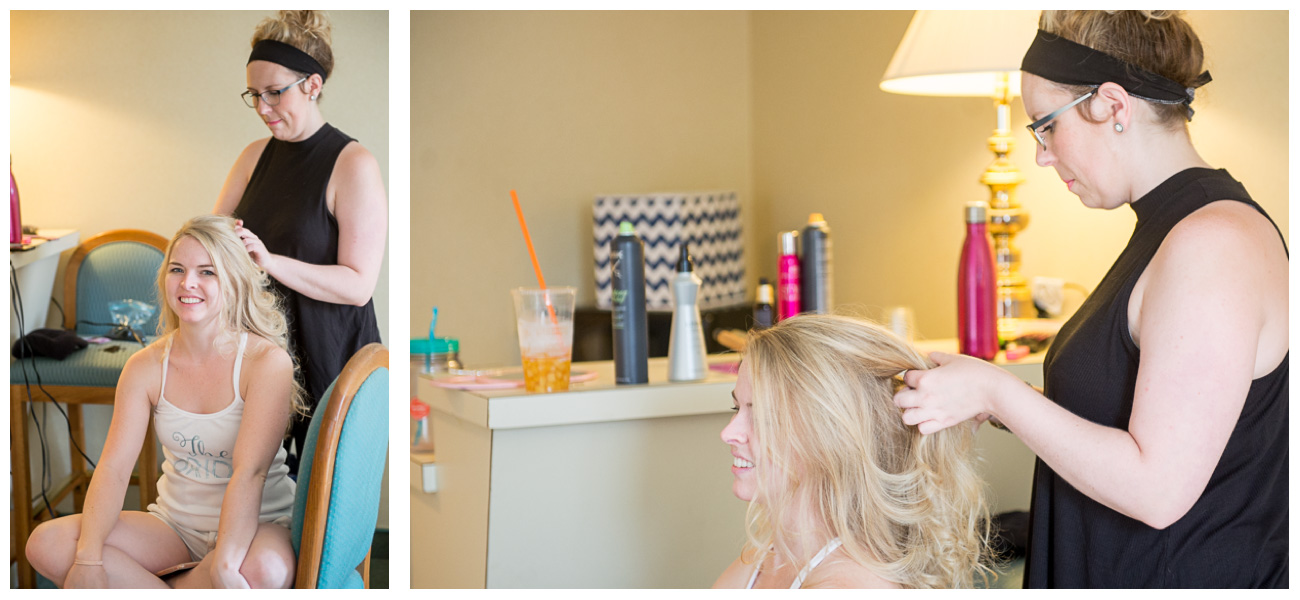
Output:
[{"xmin": 510, "ymin": 287, "xmax": 576, "ymax": 393}]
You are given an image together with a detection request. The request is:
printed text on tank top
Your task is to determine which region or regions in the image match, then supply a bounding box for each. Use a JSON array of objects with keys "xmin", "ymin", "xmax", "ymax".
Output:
[{"xmin": 157, "ymin": 332, "xmax": 247, "ymax": 480}]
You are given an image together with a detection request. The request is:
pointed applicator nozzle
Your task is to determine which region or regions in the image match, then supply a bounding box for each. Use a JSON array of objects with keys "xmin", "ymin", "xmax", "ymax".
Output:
[{"xmin": 676, "ymin": 243, "xmax": 694, "ymax": 272}]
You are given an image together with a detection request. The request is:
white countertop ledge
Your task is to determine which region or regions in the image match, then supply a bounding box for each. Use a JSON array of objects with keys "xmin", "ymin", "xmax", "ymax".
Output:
[{"xmin": 418, "ymin": 355, "xmax": 741, "ymax": 430}]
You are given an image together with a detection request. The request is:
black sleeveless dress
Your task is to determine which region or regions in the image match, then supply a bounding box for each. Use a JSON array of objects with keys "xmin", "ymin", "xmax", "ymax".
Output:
[
  {"xmin": 1025, "ymin": 168, "xmax": 1288, "ymax": 588},
  {"xmin": 234, "ymin": 123, "xmax": 383, "ymax": 465}
]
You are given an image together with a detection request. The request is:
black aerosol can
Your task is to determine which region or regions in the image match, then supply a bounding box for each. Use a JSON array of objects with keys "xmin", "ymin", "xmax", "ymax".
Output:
[
  {"xmin": 611, "ymin": 221, "xmax": 649, "ymax": 384},
  {"xmin": 753, "ymin": 278, "xmax": 775, "ymax": 330},
  {"xmin": 800, "ymin": 213, "xmax": 833, "ymax": 314}
]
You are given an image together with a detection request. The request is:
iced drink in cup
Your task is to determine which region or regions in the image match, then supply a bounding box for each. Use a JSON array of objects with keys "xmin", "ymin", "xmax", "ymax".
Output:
[{"xmin": 510, "ymin": 287, "xmax": 576, "ymax": 393}]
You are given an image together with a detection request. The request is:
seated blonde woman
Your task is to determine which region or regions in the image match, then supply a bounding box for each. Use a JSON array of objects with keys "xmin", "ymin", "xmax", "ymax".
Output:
[
  {"xmin": 715, "ymin": 314, "xmax": 992, "ymax": 589},
  {"xmin": 25, "ymin": 215, "xmax": 307, "ymax": 588}
]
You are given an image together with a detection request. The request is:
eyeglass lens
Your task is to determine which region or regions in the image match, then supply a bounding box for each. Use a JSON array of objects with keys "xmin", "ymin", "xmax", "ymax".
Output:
[{"xmin": 241, "ymin": 76, "xmax": 307, "ymax": 108}]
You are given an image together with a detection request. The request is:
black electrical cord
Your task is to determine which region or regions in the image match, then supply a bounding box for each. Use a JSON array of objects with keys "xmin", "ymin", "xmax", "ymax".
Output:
[
  {"xmin": 11, "ymin": 262, "xmax": 102, "ymax": 521},
  {"xmin": 12, "ymin": 262, "xmax": 58, "ymax": 519},
  {"xmin": 49, "ymin": 295, "xmax": 66, "ymax": 327},
  {"xmin": 78, "ymin": 319, "xmax": 147, "ymax": 347},
  {"xmin": 11, "ymin": 272, "xmax": 99, "ymax": 468}
]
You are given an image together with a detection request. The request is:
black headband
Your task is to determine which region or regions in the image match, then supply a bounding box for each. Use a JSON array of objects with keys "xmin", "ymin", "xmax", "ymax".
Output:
[
  {"xmin": 1021, "ymin": 29, "xmax": 1211, "ymax": 120},
  {"xmin": 248, "ymin": 39, "xmax": 327, "ymax": 82}
]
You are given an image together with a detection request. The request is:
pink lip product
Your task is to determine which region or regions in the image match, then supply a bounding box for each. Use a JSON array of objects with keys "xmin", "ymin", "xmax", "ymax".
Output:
[{"xmin": 777, "ymin": 230, "xmax": 801, "ymax": 321}]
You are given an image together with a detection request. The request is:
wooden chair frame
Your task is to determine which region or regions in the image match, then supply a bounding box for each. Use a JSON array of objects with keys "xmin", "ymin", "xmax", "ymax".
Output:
[
  {"xmin": 294, "ymin": 343, "xmax": 389, "ymax": 589},
  {"xmin": 10, "ymin": 229, "xmax": 168, "ymax": 588}
]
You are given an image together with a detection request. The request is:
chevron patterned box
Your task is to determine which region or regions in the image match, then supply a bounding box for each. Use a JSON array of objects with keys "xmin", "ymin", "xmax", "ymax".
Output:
[{"xmin": 594, "ymin": 191, "xmax": 746, "ymax": 311}]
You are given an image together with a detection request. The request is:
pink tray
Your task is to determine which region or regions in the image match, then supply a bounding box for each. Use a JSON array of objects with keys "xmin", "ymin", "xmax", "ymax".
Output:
[
  {"xmin": 708, "ymin": 362, "xmax": 740, "ymax": 374},
  {"xmin": 430, "ymin": 368, "xmax": 598, "ymax": 390}
]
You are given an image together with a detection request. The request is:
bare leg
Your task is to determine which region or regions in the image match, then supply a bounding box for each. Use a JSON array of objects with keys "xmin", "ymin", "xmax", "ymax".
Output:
[
  {"xmin": 172, "ymin": 522, "xmax": 296, "ymax": 589},
  {"xmin": 25, "ymin": 511, "xmax": 191, "ymax": 588},
  {"xmin": 241, "ymin": 522, "xmax": 296, "ymax": 589},
  {"xmin": 100, "ymin": 545, "xmax": 172, "ymax": 589},
  {"xmin": 169, "ymin": 553, "xmax": 215, "ymax": 589}
]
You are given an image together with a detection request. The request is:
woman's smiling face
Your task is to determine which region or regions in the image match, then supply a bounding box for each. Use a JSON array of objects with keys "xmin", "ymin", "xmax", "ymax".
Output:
[
  {"xmin": 165, "ymin": 236, "xmax": 222, "ymax": 326},
  {"xmin": 721, "ymin": 362, "xmax": 757, "ymax": 502}
]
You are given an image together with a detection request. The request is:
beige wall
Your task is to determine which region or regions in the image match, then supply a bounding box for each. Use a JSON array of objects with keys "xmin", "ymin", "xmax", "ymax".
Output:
[
  {"xmin": 413, "ymin": 11, "xmax": 755, "ymax": 368},
  {"xmin": 752, "ymin": 10, "xmax": 1288, "ymax": 339},
  {"xmin": 11, "ymin": 10, "xmax": 390, "ymax": 339},
  {"xmin": 10, "ymin": 10, "xmax": 391, "ymax": 529},
  {"xmin": 418, "ymin": 10, "xmax": 1286, "ymax": 360}
]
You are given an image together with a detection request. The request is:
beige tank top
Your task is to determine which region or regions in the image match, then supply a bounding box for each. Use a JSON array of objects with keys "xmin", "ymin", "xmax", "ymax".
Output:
[{"xmin": 152, "ymin": 332, "xmax": 295, "ymax": 531}]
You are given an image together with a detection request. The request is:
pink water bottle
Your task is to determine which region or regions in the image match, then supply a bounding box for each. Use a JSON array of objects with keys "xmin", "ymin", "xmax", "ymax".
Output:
[
  {"xmin": 958, "ymin": 201, "xmax": 997, "ymax": 360},
  {"xmin": 777, "ymin": 230, "xmax": 801, "ymax": 321}
]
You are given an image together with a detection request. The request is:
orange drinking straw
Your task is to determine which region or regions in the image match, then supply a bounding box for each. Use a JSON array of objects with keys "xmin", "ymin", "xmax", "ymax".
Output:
[
  {"xmin": 511, "ymin": 189, "xmax": 548, "ymax": 289},
  {"xmin": 510, "ymin": 189, "xmax": 558, "ymax": 324}
]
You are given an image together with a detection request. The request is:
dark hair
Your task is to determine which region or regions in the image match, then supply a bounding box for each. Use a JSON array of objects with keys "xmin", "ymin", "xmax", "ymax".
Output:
[{"xmin": 1041, "ymin": 10, "xmax": 1204, "ymax": 126}]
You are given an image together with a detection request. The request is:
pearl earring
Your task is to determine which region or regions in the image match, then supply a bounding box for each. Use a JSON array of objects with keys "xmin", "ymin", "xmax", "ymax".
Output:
[
  {"xmin": 310, "ymin": 95, "xmax": 317, "ymax": 101},
  {"xmin": 1114, "ymin": 123, "xmax": 1124, "ymax": 133}
]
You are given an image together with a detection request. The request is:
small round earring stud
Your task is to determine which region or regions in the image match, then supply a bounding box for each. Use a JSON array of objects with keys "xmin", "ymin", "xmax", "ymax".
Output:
[
  {"xmin": 310, "ymin": 95, "xmax": 317, "ymax": 101},
  {"xmin": 1114, "ymin": 123, "xmax": 1124, "ymax": 132}
]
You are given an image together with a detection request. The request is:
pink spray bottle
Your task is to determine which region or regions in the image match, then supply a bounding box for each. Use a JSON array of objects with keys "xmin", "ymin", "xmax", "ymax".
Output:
[{"xmin": 777, "ymin": 230, "xmax": 801, "ymax": 321}]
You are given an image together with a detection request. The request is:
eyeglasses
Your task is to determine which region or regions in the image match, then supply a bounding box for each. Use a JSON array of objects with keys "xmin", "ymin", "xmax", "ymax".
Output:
[
  {"xmin": 241, "ymin": 76, "xmax": 308, "ymax": 108},
  {"xmin": 1026, "ymin": 90, "xmax": 1095, "ymax": 149}
]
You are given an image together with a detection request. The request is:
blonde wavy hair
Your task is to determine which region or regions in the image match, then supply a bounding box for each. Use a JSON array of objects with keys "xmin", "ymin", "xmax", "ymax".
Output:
[
  {"xmin": 252, "ymin": 10, "xmax": 334, "ymax": 96},
  {"xmin": 155, "ymin": 215, "xmax": 309, "ymax": 417},
  {"xmin": 1039, "ymin": 10, "xmax": 1205, "ymax": 126},
  {"xmin": 741, "ymin": 314, "xmax": 992, "ymax": 588}
]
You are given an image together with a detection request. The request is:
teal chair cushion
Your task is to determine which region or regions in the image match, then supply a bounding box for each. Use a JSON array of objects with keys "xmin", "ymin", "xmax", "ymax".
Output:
[
  {"xmin": 290, "ymin": 367, "xmax": 389, "ymax": 589},
  {"xmin": 10, "ymin": 338, "xmax": 154, "ymax": 388},
  {"xmin": 75, "ymin": 241, "xmax": 165, "ymax": 337}
]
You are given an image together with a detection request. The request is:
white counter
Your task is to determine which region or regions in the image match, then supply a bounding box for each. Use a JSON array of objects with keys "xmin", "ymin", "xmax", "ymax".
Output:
[
  {"xmin": 9, "ymin": 228, "xmax": 79, "ymax": 345},
  {"xmin": 421, "ymin": 354, "xmax": 740, "ymax": 430}
]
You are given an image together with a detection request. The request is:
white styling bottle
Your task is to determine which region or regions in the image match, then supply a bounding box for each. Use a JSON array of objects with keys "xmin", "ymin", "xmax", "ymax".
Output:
[{"xmin": 668, "ymin": 243, "xmax": 708, "ymax": 382}]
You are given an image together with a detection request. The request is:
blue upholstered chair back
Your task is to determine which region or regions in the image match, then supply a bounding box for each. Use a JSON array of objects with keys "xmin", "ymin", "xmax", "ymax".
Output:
[
  {"xmin": 290, "ymin": 344, "xmax": 389, "ymax": 589},
  {"xmin": 74, "ymin": 240, "xmax": 165, "ymax": 337}
]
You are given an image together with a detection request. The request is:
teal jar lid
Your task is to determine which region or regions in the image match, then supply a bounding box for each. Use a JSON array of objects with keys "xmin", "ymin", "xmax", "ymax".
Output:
[{"xmin": 411, "ymin": 337, "xmax": 459, "ymax": 355}]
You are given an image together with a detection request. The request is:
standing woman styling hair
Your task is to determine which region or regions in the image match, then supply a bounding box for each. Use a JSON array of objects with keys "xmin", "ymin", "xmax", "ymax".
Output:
[
  {"xmin": 25, "ymin": 215, "xmax": 304, "ymax": 588},
  {"xmin": 715, "ymin": 315, "xmax": 991, "ymax": 589},
  {"xmin": 214, "ymin": 10, "xmax": 386, "ymax": 470},
  {"xmin": 895, "ymin": 11, "xmax": 1287, "ymax": 587}
]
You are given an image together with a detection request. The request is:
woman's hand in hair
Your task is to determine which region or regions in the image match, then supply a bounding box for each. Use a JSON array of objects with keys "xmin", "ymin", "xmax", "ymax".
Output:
[
  {"xmin": 233, "ymin": 220, "xmax": 275, "ymax": 272},
  {"xmin": 893, "ymin": 351, "xmax": 1019, "ymax": 435}
]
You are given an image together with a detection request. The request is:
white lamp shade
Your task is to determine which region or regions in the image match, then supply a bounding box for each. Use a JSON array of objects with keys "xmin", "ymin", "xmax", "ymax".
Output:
[{"xmin": 880, "ymin": 10, "xmax": 1042, "ymax": 97}]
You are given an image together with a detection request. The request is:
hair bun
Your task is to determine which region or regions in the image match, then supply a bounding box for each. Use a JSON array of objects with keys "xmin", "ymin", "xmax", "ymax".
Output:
[
  {"xmin": 251, "ymin": 10, "xmax": 335, "ymax": 81},
  {"xmin": 1139, "ymin": 10, "xmax": 1179, "ymax": 21},
  {"xmin": 279, "ymin": 10, "xmax": 333, "ymax": 45}
]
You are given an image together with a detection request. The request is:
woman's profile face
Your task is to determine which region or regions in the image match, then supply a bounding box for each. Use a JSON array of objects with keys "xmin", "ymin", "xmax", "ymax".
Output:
[
  {"xmin": 721, "ymin": 361, "xmax": 757, "ymax": 502},
  {"xmin": 165, "ymin": 236, "xmax": 223, "ymax": 326},
  {"xmin": 246, "ymin": 60, "xmax": 316, "ymax": 143},
  {"xmin": 1022, "ymin": 73, "xmax": 1122, "ymax": 209}
]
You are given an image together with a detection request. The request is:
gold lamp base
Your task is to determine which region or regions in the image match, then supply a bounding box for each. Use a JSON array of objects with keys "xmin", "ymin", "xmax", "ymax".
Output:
[{"xmin": 982, "ymin": 75, "xmax": 1034, "ymax": 342}]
